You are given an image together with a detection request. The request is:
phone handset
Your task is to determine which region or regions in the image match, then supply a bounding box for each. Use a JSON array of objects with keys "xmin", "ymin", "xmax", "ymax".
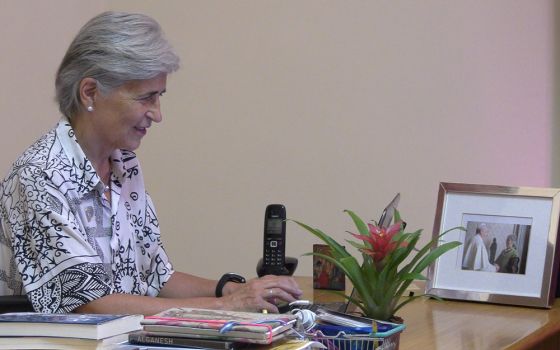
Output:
[
  {"xmin": 262, "ymin": 204, "xmax": 289, "ymax": 275},
  {"xmin": 256, "ymin": 204, "xmax": 298, "ymax": 277}
]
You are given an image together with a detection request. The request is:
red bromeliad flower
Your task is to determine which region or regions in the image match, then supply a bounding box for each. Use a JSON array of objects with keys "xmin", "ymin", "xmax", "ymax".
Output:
[{"xmin": 351, "ymin": 222, "xmax": 406, "ymax": 262}]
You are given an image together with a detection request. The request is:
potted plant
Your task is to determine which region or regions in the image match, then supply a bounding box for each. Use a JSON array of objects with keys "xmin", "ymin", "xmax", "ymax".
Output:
[{"xmin": 294, "ymin": 209, "xmax": 463, "ymax": 321}]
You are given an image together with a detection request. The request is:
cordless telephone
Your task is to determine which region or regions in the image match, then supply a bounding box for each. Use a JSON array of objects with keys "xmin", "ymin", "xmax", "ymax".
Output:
[
  {"xmin": 262, "ymin": 204, "xmax": 288, "ymax": 275},
  {"xmin": 256, "ymin": 204, "xmax": 297, "ymax": 277}
]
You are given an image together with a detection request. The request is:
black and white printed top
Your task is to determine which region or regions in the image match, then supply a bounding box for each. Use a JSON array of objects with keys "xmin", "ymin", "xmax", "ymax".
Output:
[{"xmin": 0, "ymin": 118, "xmax": 174, "ymax": 313}]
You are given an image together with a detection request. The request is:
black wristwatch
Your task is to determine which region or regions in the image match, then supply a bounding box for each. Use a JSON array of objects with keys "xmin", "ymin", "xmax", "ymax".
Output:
[{"xmin": 215, "ymin": 272, "xmax": 246, "ymax": 297}]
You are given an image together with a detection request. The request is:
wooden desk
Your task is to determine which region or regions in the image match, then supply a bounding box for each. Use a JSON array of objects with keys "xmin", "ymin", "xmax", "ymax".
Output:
[{"xmin": 295, "ymin": 276, "xmax": 560, "ymax": 350}]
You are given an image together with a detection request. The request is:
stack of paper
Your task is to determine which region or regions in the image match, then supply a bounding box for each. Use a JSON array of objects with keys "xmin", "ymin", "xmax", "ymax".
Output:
[{"xmin": 128, "ymin": 307, "xmax": 298, "ymax": 348}]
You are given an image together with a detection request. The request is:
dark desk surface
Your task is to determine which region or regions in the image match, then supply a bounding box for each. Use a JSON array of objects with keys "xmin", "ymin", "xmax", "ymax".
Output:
[{"xmin": 295, "ymin": 276, "xmax": 560, "ymax": 350}]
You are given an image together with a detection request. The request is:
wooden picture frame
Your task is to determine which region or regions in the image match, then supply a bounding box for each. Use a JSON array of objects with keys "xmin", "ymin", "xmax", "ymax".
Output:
[{"xmin": 426, "ymin": 182, "xmax": 560, "ymax": 308}]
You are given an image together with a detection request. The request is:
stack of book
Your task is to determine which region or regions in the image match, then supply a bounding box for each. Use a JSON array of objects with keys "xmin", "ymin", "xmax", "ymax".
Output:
[
  {"xmin": 128, "ymin": 307, "xmax": 300, "ymax": 349},
  {"xmin": 0, "ymin": 312, "xmax": 143, "ymax": 349}
]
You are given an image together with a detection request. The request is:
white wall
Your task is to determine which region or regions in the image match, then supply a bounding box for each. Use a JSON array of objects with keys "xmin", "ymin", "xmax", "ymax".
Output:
[
  {"xmin": 0, "ymin": 1, "xmax": 106, "ymax": 161},
  {"xmin": 1, "ymin": 1, "xmax": 556, "ymax": 279}
]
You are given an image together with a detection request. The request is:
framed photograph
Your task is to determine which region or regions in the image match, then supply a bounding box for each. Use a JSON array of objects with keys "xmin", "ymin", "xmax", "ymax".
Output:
[
  {"xmin": 426, "ymin": 182, "xmax": 560, "ymax": 308},
  {"xmin": 313, "ymin": 244, "xmax": 345, "ymax": 291}
]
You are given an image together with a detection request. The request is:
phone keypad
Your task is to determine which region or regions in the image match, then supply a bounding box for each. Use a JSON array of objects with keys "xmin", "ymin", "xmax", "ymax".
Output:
[{"xmin": 264, "ymin": 239, "xmax": 285, "ymax": 267}]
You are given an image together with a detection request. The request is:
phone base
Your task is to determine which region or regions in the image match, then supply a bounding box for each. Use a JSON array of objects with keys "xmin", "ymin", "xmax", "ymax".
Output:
[{"xmin": 256, "ymin": 257, "xmax": 298, "ymax": 277}]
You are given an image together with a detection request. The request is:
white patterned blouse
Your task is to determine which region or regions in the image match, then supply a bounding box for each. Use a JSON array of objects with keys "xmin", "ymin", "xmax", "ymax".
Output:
[{"xmin": 0, "ymin": 118, "xmax": 174, "ymax": 313}]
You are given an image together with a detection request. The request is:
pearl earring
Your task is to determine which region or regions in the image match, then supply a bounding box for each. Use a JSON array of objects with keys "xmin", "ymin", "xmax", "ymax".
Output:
[{"xmin": 87, "ymin": 106, "xmax": 94, "ymax": 112}]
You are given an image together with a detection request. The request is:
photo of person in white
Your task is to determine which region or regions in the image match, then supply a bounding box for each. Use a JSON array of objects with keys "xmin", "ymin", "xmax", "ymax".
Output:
[{"xmin": 462, "ymin": 223, "xmax": 499, "ymax": 272}]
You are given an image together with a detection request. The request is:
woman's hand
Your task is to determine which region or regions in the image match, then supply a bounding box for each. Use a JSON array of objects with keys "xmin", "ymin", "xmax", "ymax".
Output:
[{"xmin": 221, "ymin": 275, "xmax": 303, "ymax": 313}]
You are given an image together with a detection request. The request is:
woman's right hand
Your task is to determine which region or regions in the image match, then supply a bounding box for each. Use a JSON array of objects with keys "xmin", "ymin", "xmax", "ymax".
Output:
[{"xmin": 221, "ymin": 275, "xmax": 303, "ymax": 313}]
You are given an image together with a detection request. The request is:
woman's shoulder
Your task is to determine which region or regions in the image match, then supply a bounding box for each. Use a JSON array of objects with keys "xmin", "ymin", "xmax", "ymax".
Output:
[{"xmin": 4, "ymin": 129, "xmax": 58, "ymax": 181}]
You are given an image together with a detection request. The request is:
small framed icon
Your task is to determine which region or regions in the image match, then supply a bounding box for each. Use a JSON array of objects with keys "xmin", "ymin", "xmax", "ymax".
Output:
[{"xmin": 313, "ymin": 244, "xmax": 345, "ymax": 291}]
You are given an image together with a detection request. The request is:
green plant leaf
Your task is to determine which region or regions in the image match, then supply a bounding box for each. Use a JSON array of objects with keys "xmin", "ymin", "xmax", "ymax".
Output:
[
  {"xmin": 411, "ymin": 241, "xmax": 462, "ymax": 274},
  {"xmin": 344, "ymin": 210, "xmax": 369, "ymax": 236},
  {"xmin": 345, "ymin": 239, "xmax": 368, "ymax": 251},
  {"xmin": 393, "ymin": 294, "xmax": 423, "ymax": 313},
  {"xmin": 383, "ymin": 233, "xmax": 419, "ymax": 272},
  {"xmin": 305, "ymin": 252, "xmax": 352, "ymax": 275},
  {"xmin": 394, "ymin": 239, "xmax": 461, "ymax": 299},
  {"xmin": 291, "ymin": 219, "xmax": 349, "ymax": 259},
  {"xmin": 400, "ymin": 226, "xmax": 463, "ymax": 277},
  {"xmin": 423, "ymin": 293, "xmax": 444, "ymax": 301}
]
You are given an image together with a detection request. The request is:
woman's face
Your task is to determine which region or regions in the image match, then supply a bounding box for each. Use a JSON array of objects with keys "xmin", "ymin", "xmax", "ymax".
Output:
[{"xmin": 92, "ymin": 73, "xmax": 167, "ymax": 152}]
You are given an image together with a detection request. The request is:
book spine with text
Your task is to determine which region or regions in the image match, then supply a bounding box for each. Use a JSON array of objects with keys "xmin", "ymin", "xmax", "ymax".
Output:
[{"xmin": 128, "ymin": 331, "xmax": 235, "ymax": 349}]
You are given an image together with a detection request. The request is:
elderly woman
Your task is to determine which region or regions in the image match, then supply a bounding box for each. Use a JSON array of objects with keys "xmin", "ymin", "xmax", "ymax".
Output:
[{"xmin": 0, "ymin": 11, "xmax": 301, "ymax": 315}]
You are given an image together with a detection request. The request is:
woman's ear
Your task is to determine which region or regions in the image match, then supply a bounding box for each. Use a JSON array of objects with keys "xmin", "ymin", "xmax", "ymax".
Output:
[{"xmin": 79, "ymin": 77, "xmax": 98, "ymax": 111}]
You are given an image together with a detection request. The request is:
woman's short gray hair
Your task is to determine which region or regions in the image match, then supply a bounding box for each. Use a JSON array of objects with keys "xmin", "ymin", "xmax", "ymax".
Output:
[{"xmin": 55, "ymin": 11, "xmax": 180, "ymax": 119}]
